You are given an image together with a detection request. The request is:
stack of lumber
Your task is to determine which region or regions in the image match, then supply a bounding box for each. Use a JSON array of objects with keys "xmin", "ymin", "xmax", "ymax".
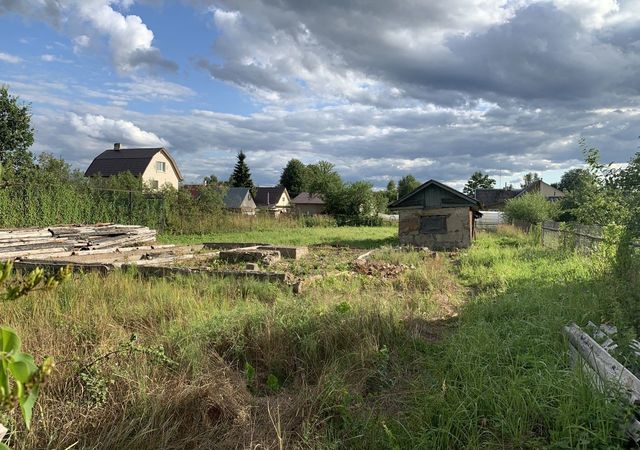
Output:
[{"xmin": 0, "ymin": 224, "xmax": 156, "ymax": 260}]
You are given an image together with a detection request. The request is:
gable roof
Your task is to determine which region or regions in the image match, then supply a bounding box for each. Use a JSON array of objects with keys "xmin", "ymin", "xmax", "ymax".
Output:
[
  {"xmin": 389, "ymin": 179, "xmax": 480, "ymax": 210},
  {"xmin": 291, "ymin": 192, "xmax": 325, "ymax": 205},
  {"xmin": 475, "ymin": 188, "xmax": 521, "ymax": 208},
  {"xmin": 84, "ymin": 147, "xmax": 183, "ymax": 181},
  {"xmin": 224, "ymin": 187, "xmax": 255, "ymax": 209},
  {"xmin": 516, "ymin": 180, "xmax": 565, "ymax": 198},
  {"xmin": 254, "ymin": 186, "xmax": 289, "ymax": 206}
]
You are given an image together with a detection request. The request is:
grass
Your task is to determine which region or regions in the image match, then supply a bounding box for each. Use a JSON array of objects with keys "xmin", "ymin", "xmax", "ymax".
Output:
[
  {"xmin": 2, "ymin": 227, "xmax": 637, "ymax": 449},
  {"xmin": 160, "ymin": 225, "xmax": 398, "ymax": 248}
]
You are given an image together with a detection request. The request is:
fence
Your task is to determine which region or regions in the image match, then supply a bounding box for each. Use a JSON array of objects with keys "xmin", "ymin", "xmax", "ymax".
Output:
[
  {"xmin": 476, "ymin": 211, "xmax": 506, "ymax": 230},
  {"xmin": 541, "ymin": 221, "xmax": 605, "ymax": 253}
]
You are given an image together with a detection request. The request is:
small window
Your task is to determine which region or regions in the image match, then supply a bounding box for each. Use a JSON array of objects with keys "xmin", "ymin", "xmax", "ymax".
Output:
[
  {"xmin": 149, "ymin": 180, "xmax": 159, "ymax": 190},
  {"xmin": 156, "ymin": 161, "xmax": 166, "ymax": 172},
  {"xmin": 420, "ymin": 215, "xmax": 447, "ymax": 234}
]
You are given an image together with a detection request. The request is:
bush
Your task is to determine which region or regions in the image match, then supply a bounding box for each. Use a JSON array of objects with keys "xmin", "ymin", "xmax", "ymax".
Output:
[{"xmin": 504, "ymin": 193, "xmax": 559, "ymax": 225}]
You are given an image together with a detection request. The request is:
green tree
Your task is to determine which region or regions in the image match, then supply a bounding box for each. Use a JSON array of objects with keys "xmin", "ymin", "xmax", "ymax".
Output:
[
  {"xmin": 398, "ymin": 175, "xmax": 421, "ymax": 199},
  {"xmin": 229, "ymin": 151, "xmax": 254, "ymax": 188},
  {"xmin": 385, "ymin": 180, "xmax": 398, "ymax": 202},
  {"xmin": 325, "ymin": 181, "xmax": 378, "ymax": 225},
  {"xmin": 521, "ymin": 172, "xmax": 541, "ymax": 188},
  {"xmin": 557, "ymin": 168, "xmax": 594, "ymax": 192},
  {"xmin": 306, "ymin": 161, "xmax": 342, "ymax": 197},
  {"xmin": 279, "ymin": 159, "xmax": 307, "ymax": 198},
  {"xmin": 0, "ymin": 86, "xmax": 35, "ymax": 178},
  {"xmin": 463, "ymin": 171, "xmax": 496, "ymax": 196},
  {"xmin": 203, "ymin": 174, "xmax": 219, "ymax": 185}
]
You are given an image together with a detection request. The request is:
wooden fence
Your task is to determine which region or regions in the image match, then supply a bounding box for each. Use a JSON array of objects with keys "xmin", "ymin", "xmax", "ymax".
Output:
[
  {"xmin": 542, "ymin": 221, "xmax": 640, "ymax": 252},
  {"xmin": 541, "ymin": 221, "xmax": 604, "ymax": 252}
]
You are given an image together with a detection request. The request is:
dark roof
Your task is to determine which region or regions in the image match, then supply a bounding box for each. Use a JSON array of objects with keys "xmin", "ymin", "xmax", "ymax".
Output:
[
  {"xmin": 254, "ymin": 186, "xmax": 289, "ymax": 206},
  {"xmin": 224, "ymin": 187, "xmax": 255, "ymax": 209},
  {"xmin": 475, "ymin": 188, "xmax": 521, "ymax": 208},
  {"xmin": 291, "ymin": 192, "xmax": 325, "ymax": 205},
  {"xmin": 84, "ymin": 147, "xmax": 183, "ymax": 180},
  {"xmin": 389, "ymin": 179, "xmax": 480, "ymax": 210}
]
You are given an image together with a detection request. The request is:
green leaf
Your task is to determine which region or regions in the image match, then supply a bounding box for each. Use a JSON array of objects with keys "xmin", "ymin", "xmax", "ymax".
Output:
[
  {"xmin": 0, "ymin": 328, "xmax": 19, "ymax": 353},
  {"xmin": 0, "ymin": 443, "xmax": 11, "ymax": 450},
  {"xmin": 8, "ymin": 353, "xmax": 36, "ymax": 384},
  {"xmin": 19, "ymin": 384, "xmax": 39, "ymax": 430}
]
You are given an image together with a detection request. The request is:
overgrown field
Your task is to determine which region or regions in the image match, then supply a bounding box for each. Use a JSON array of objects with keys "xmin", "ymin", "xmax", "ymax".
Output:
[{"xmin": 3, "ymin": 227, "xmax": 637, "ymax": 449}]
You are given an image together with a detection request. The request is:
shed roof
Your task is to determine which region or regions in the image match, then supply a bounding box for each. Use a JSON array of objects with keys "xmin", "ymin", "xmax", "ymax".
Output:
[
  {"xmin": 389, "ymin": 179, "xmax": 480, "ymax": 211},
  {"xmin": 224, "ymin": 187, "xmax": 255, "ymax": 209},
  {"xmin": 291, "ymin": 192, "xmax": 325, "ymax": 205},
  {"xmin": 84, "ymin": 147, "xmax": 183, "ymax": 180},
  {"xmin": 254, "ymin": 186, "xmax": 289, "ymax": 206}
]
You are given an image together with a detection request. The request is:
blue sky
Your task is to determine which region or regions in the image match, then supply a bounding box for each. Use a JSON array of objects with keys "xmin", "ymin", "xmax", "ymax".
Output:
[{"xmin": 1, "ymin": 0, "xmax": 640, "ymax": 189}]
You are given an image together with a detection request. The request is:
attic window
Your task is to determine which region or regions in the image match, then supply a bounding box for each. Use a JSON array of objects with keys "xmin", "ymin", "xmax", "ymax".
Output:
[
  {"xmin": 420, "ymin": 216, "xmax": 447, "ymax": 234},
  {"xmin": 156, "ymin": 161, "xmax": 166, "ymax": 173}
]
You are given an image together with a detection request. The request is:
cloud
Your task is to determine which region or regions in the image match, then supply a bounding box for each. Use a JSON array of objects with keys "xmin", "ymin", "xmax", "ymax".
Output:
[
  {"xmin": 1, "ymin": 0, "xmax": 176, "ymax": 74},
  {"xmin": 0, "ymin": 52, "xmax": 22, "ymax": 64},
  {"xmin": 69, "ymin": 113, "xmax": 170, "ymax": 147}
]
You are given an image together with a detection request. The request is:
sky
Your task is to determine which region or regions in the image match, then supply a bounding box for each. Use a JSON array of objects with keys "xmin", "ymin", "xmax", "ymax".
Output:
[{"xmin": 1, "ymin": 0, "xmax": 640, "ymax": 190}]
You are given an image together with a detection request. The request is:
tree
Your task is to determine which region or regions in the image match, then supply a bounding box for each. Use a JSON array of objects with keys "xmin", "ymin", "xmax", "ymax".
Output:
[
  {"xmin": 557, "ymin": 168, "xmax": 594, "ymax": 193},
  {"xmin": 385, "ymin": 180, "xmax": 398, "ymax": 202},
  {"xmin": 521, "ymin": 172, "xmax": 541, "ymax": 188},
  {"xmin": 306, "ymin": 161, "xmax": 342, "ymax": 197},
  {"xmin": 229, "ymin": 150, "xmax": 253, "ymax": 188},
  {"xmin": 279, "ymin": 159, "xmax": 307, "ymax": 198},
  {"xmin": 463, "ymin": 171, "xmax": 496, "ymax": 196},
  {"xmin": 398, "ymin": 175, "xmax": 421, "ymax": 198},
  {"xmin": 203, "ymin": 174, "xmax": 219, "ymax": 185},
  {"xmin": 325, "ymin": 181, "xmax": 378, "ymax": 225},
  {"xmin": 0, "ymin": 86, "xmax": 35, "ymax": 177}
]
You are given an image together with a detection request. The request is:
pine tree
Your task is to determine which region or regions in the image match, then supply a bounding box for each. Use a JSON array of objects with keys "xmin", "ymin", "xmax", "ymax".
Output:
[
  {"xmin": 229, "ymin": 151, "xmax": 254, "ymax": 188},
  {"xmin": 279, "ymin": 159, "xmax": 307, "ymax": 197}
]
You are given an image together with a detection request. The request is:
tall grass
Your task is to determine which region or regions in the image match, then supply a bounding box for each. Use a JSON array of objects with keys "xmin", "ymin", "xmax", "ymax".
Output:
[{"xmin": 3, "ymin": 230, "xmax": 634, "ymax": 449}]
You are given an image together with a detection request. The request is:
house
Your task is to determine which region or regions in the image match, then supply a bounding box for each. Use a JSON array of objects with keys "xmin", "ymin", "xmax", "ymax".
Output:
[
  {"xmin": 291, "ymin": 192, "xmax": 326, "ymax": 215},
  {"xmin": 516, "ymin": 179, "xmax": 565, "ymax": 201},
  {"xmin": 223, "ymin": 187, "xmax": 256, "ymax": 215},
  {"xmin": 85, "ymin": 143, "xmax": 182, "ymax": 190},
  {"xmin": 475, "ymin": 180, "xmax": 565, "ymax": 210},
  {"xmin": 389, "ymin": 179, "xmax": 482, "ymax": 250},
  {"xmin": 254, "ymin": 186, "xmax": 291, "ymax": 215},
  {"xmin": 475, "ymin": 188, "xmax": 520, "ymax": 210}
]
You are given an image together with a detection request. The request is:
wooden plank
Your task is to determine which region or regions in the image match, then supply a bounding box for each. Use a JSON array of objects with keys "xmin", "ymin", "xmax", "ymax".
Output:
[
  {"xmin": 564, "ymin": 323, "xmax": 640, "ymax": 404},
  {"xmin": 0, "ymin": 247, "xmax": 72, "ymax": 260}
]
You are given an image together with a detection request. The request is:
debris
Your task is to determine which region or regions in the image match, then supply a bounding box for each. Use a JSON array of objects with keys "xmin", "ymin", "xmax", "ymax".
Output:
[
  {"xmin": 352, "ymin": 259, "xmax": 406, "ymax": 278},
  {"xmin": 246, "ymin": 263, "xmax": 259, "ymax": 271}
]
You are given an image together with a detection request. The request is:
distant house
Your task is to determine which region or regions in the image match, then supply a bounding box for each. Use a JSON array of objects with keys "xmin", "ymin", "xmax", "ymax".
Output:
[
  {"xmin": 254, "ymin": 186, "xmax": 291, "ymax": 215},
  {"xmin": 291, "ymin": 192, "xmax": 326, "ymax": 215},
  {"xmin": 389, "ymin": 179, "xmax": 482, "ymax": 250},
  {"xmin": 85, "ymin": 143, "xmax": 182, "ymax": 190},
  {"xmin": 516, "ymin": 180, "xmax": 565, "ymax": 201},
  {"xmin": 475, "ymin": 180, "xmax": 565, "ymax": 210},
  {"xmin": 475, "ymin": 188, "xmax": 520, "ymax": 210},
  {"xmin": 223, "ymin": 187, "xmax": 256, "ymax": 215}
]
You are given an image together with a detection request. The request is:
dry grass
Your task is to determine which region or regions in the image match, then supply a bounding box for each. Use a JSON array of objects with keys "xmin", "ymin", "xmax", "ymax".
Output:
[{"xmin": 3, "ymin": 246, "xmax": 461, "ymax": 449}]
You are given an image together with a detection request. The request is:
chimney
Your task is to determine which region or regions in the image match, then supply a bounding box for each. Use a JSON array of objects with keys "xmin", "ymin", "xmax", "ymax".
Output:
[{"xmin": 113, "ymin": 143, "xmax": 121, "ymax": 151}]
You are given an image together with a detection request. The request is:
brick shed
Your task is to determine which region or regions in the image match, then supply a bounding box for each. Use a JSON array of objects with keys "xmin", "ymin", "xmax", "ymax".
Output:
[{"xmin": 389, "ymin": 179, "xmax": 482, "ymax": 250}]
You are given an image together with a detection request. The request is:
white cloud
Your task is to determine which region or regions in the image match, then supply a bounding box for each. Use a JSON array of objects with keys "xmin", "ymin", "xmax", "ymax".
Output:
[
  {"xmin": 1, "ymin": 0, "xmax": 176, "ymax": 73},
  {"xmin": 69, "ymin": 113, "xmax": 170, "ymax": 147},
  {"xmin": 0, "ymin": 52, "xmax": 22, "ymax": 64}
]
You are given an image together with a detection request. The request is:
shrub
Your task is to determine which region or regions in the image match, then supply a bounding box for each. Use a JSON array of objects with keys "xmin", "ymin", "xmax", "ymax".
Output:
[{"xmin": 504, "ymin": 193, "xmax": 559, "ymax": 225}]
